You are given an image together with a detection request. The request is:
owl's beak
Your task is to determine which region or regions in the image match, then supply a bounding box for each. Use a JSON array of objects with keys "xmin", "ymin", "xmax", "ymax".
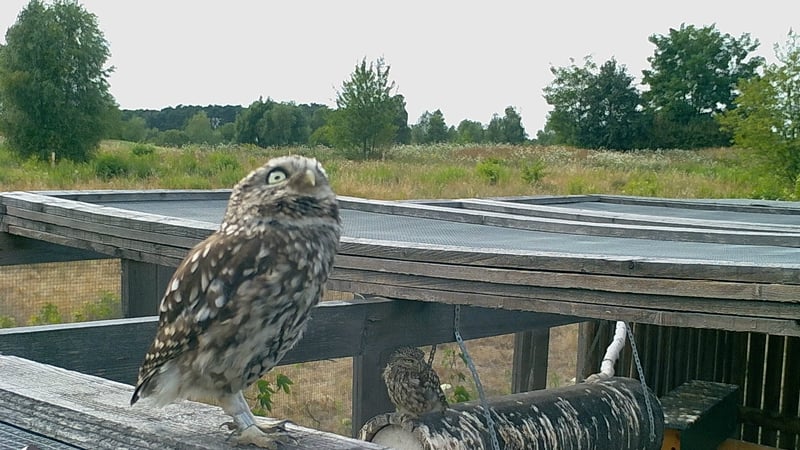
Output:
[{"xmin": 302, "ymin": 169, "xmax": 316, "ymax": 187}]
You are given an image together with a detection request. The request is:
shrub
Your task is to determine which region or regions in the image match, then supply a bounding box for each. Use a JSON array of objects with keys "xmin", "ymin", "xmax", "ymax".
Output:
[
  {"xmin": 94, "ymin": 153, "xmax": 131, "ymax": 179},
  {"xmin": 28, "ymin": 303, "xmax": 62, "ymax": 325},
  {"xmin": 131, "ymin": 143, "xmax": 156, "ymax": 156},
  {"xmin": 475, "ymin": 158, "xmax": 507, "ymax": 185},
  {"xmin": 0, "ymin": 315, "xmax": 17, "ymax": 328},
  {"xmin": 73, "ymin": 291, "xmax": 122, "ymax": 322},
  {"xmin": 521, "ymin": 159, "xmax": 547, "ymax": 184}
]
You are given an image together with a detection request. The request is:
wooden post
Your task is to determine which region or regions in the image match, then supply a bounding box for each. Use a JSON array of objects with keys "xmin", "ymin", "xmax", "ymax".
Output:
[
  {"xmin": 352, "ymin": 350, "xmax": 394, "ymax": 438},
  {"xmin": 511, "ymin": 328, "xmax": 549, "ymax": 393},
  {"xmin": 576, "ymin": 320, "xmax": 600, "ymax": 382},
  {"xmin": 121, "ymin": 260, "xmax": 175, "ymax": 317}
]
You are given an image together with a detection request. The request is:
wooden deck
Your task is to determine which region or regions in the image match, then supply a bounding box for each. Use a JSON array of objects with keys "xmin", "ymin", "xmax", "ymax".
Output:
[{"xmin": 1, "ymin": 190, "xmax": 799, "ymax": 448}]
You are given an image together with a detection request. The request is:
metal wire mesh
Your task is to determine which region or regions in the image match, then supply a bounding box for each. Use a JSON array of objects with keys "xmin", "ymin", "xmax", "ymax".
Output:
[{"xmin": 0, "ymin": 260, "xmax": 122, "ymax": 329}]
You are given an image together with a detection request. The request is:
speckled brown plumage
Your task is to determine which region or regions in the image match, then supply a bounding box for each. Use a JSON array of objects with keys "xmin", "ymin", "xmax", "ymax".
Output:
[
  {"xmin": 383, "ymin": 347, "xmax": 449, "ymax": 418},
  {"xmin": 130, "ymin": 155, "xmax": 341, "ymax": 448}
]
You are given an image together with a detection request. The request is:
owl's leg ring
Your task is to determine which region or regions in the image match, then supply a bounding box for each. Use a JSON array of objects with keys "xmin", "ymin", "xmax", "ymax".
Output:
[{"xmin": 221, "ymin": 391, "xmax": 292, "ymax": 449}]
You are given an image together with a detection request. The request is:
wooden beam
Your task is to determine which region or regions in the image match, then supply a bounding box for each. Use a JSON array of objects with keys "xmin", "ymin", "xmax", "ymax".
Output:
[
  {"xmin": 0, "ymin": 232, "xmax": 110, "ymax": 266},
  {"xmin": 0, "ymin": 355, "xmax": 388, "ymax": 449},
  {"xmin": 0, "ymin": 298, "xmax": 579, "ymax": 386},
  {"xmin": 337, "ymin": 239, "xmax": 800, "ymax": 285}
]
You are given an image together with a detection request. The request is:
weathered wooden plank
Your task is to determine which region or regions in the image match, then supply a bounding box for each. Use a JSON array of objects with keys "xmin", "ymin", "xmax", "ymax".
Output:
[
  {"xmin": 0, "ymin": 232, "xmax": 111, "ymax": 266},
  {"xmin": 352, "ymin": 350, "xmax": 388, "ymax": 437},
  {"xmin": 329, "ymin": 279, "xmax": 800, "ymax": 337},
  {"xmin": 511, "ymin": 328, "xmax": 549, "ymax": 392},
  {"xmin": 338, "ymin": 238, "xmax": 800, "ymax": 285},
  {"xmin": 43, "ymin": 188, "xmax": 233, "ymax": 203},
  {"xmin": 122, "ymin": 260, "xmax": 175, "ymax": 317},
  {"xmin": 761, "ymin": 335, "xmax": 786, "ymax": 446},
  {"xmin": 0, "ymin": 298, "xmax": 579, "ymax": 385},
  {"xmin": 591, "ymin": 194, "xmax": 800, "ymax": 215},
  {"xmin": 575, "ymin": 321, "xmax": 598, "ymax": 381},
  {"xmin": 328, "ymin": 268, "xmax": 800, "ymax": 320},
  {"xmin": 459, "ymin": 198, "xmax": 800, "ymax": 233},
  {"xmin": 5, "ymin": 223, "xmax": 187, "ymax": 267},
  {"xmin": 742, "ymin": 333, "xmax": 767, "ymax": 442},
  {"xmin": 779, "ymin": 337, "xmax": 800, "ymax": 449},
  {"xmin": 0, "ymin": 355, "xmax": 387, "ymax": 450},
  {"xmin": 6, "ymin": 204, "xmax": 206, "ymax": 248},
  {"xmin": 3, "ymin": 213, "xmax": 201, "ymax": 259},
  {"xmin": 339, "ymin": 196, "xmax": 800, "ymax": 246},
  {"xmin": 336, "ymin": 254, "xmax": 800, "ymax": 302},
  {"xmin": 0, "ymin": 191, "xmax": 217, "ymax": 238}
]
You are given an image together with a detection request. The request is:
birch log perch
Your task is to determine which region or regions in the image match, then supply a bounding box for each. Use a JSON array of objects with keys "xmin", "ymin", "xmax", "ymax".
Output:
[{"xmin": 359, "ymin": 377, "xmax": 663, "ymax": 450}]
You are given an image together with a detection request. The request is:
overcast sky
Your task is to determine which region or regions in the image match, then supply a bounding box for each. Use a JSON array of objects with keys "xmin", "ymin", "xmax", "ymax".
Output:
[{"xmin": 1, "ymin": 1, "xmax": 798, "ymax": 132}]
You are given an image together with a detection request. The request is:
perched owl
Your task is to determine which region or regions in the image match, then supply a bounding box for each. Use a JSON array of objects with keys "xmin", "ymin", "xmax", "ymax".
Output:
[
  {"xmin": 131, "ymin": 155, "xmax": 341, "ymax": 448},
  {"xmin": 383, "ymin": 347, "xmax": 449, "ymax": 419}
]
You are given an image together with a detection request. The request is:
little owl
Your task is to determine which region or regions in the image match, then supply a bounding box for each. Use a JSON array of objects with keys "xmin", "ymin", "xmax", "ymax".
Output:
[
  {"xmin": 383, "ymin": 347, "xmax": 449, "ymax": 419},
  {"xmin": 131, "ymin": 155, "xmax": 341, "ymax": 448}
]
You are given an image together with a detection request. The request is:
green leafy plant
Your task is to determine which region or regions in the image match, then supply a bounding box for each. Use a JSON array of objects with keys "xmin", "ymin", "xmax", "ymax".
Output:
[
  {"xmin": 452, "ymin": 385, "xmax": 471, "ymax": 403},
  {"xmin": 441, "ymin": 347, "xmax": 472, "ymax": 403},
  {"xmin": 521, "ymin": 159, "xmax": 547, "ymax": 184},
  {"xmin": 28, "ymin": 303, "xmax": 62, "ymax": 325},
  {"xmin": 251, "ymin": 373, "xmax": 294, "ymax": 416},
  {"xmin": 74, "ymin": 291, "xmax": 122, "ymax": 322},
  {"xmin": 475, "ymin": 158, "xmax": 506, "ymax": 185},
  {"xmin": 93, "ymin": 153, "xmax": 131, "ymax": 179},
  {"xmin": 0, "ymin": 315, "xmax": 17, "ymax": 328}
]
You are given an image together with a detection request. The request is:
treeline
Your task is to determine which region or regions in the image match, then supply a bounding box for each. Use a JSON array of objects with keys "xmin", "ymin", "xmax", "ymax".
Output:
[
  {"xmin": 1, "ymin": 1, "xmax": 799, "ymax": 188},
  {"xmin": 110, "ymin": 100, "xmax": 528, "ymax": 149}
]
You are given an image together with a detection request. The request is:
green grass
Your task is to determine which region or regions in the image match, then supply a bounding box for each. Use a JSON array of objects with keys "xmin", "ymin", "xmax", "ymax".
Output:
[{"xmin": 0, "ymin": 141, "xmax": 795, "ymax": 201}]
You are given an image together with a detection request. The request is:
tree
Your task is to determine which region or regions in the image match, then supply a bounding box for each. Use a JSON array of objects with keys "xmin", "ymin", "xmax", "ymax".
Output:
[
  {"xmin": 184, "ymin": 111, "xmax": 215, "ymax": 144},
  {"xmin": 719, "ymin": 31, "xmax": 800, "ymax": 183},
  {"xmin": 542, "ymin": 56, "xmax": 595, "ymax": 146},
  {"xmin": 579, "ymin": 59, "xmax": 642, "ymax": 149},
  {"xmin": 642, "ymin": 23, "xmax": 764, "ymax": 148},
  {"xmin": 456, "ymin": 119, "xmax": 484, "ymax": 143},
  {"xmin": 117, "ymin": 116, "xmax": 148, "ymax": 142},
  {"xmin": 542, "ymin": 56, "xmax": 642, "ymax": 149},
  {"xmin": 392, "ymin": 94, "xmax": 411, "ymax": 144},
  {"xmin": 0, "ymin": 0, "xmax": 115, "ymax": 161},
  {"xmin": 485, "ymin": 113, "xmax": 504, "ymax": 143},
  {"xmin": 411, "ymin": 109, "xmax": 449, "ymax": 144},
  {"xmin": 485, "ymin": 106, "xmax": 527, "ymax": 144},
  {"xmin": 331, "ymin": 57, "xmax": 398, "ymax": 159},
  {"xmin": 501, "ymin": 106, "xmax": 527, "ymax": 144}
]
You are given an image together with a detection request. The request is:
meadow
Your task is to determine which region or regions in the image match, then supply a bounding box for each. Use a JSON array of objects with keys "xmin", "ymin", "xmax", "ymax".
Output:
[{"xmin": 0, "ymin": 140, "xmax": 794, "ymax": 435}]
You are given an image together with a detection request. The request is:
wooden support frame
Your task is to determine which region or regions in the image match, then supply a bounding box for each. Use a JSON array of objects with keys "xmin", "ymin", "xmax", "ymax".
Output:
[
  {"xmin": 121, "ymin": 259, "xmax": 175, "ymax": 317},
  {"xmin": 0, "ymin": 297, "xmax": 580, "ymax": 436},
  {"xmin": 511, "ymin": 328, "xmax": 550, "ymax": 393}
]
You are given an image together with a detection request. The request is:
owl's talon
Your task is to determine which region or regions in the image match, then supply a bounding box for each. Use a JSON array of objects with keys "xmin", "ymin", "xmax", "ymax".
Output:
[
  {"xmin": 254, "ymin": 417, "xmax": 293, "ymax": 432},
  {"xmin": 234, "ymin": 424, "xmax": 293, "ymax": 448},
  {"xmin": 221, "ymin": 421, "xmax": 238, "ymax": 431}
]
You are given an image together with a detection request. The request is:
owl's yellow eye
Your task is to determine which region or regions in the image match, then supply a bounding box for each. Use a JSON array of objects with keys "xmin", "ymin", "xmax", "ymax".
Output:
[{"xmin": 266, "ymin": 168, "xmax": 288, "ymax": 185}]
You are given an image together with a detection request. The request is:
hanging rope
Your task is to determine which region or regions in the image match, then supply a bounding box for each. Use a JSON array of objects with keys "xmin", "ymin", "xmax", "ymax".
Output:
[{"xmin": 454, "ymin": 305, "xmax": 500, "ymax": 450}]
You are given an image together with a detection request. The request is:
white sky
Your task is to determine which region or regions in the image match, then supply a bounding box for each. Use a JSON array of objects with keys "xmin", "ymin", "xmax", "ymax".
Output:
[{"xmin": 1, "ymin": 1, "xmax": 798, "ymax": 132}]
